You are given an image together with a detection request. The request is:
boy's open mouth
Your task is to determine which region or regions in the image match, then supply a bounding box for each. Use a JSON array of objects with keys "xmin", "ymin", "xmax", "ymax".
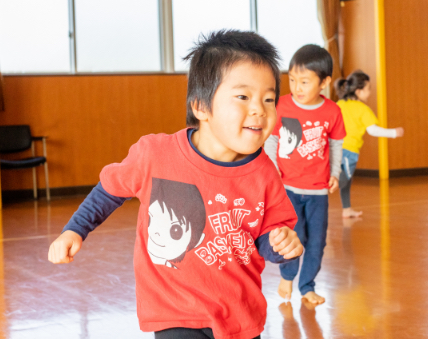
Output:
[{"xmin": 244, "ymin": 126, "xmax": 262, "ymax": 131}]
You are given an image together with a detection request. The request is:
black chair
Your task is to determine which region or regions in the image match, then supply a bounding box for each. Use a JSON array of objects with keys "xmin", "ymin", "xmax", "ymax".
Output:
[{"xmin": 0, "ymin": 125, "xmax": 50, "ymax": 200}]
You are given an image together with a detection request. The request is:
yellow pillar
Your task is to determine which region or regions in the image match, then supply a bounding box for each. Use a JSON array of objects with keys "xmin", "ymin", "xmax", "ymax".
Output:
[{"xmin": 374, "ymin": 0, "xmax": 389, "ymax": 179}]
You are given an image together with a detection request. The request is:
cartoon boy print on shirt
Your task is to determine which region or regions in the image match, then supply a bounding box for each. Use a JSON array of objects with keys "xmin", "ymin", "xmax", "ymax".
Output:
[
  {"xmin": 148, "ymin": 178, "xmax": 206, "ymax": 269},
  {"xmin": 278, "ymin": 117, "xmax": 303, "ymax": 159}
]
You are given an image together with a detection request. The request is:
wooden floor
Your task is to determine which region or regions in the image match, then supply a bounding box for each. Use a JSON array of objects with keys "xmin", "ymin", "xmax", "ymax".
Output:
[{"xmin": 0, "ymin": 176, "xmax": 427, "ymax": 338}]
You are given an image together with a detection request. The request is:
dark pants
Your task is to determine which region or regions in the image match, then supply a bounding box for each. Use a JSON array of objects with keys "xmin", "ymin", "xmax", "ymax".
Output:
[
  {"xmin": 155, "ymin": 328, "xmax": 261, "ymax": 339},
  {"xmin": 339, "ymin": 150, "xmax": 359, "ymax": 208},
  {"xmin": 279, "ymin": 190, "xmax": 329, "ymax": 295}
]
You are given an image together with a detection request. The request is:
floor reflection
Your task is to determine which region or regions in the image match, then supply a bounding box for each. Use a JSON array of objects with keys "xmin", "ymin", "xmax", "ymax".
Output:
[{"xmin": 0, "ymin": 176, "xmax": 428, "ymax": 338}]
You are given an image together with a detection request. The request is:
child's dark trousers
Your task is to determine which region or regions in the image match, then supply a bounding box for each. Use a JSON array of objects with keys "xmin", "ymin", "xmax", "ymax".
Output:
[{"xmin": 279, "ymin": 190, "xmax": 329, "ymax": 295}]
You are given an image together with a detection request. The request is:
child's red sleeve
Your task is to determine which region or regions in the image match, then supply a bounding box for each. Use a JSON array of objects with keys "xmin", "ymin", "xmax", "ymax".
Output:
[
  {"xmin": 328, "ymin": 104, "xmax": 347, "ymax": 140},
  {"xmin": 100, "ymin": 136, "xmax": 148, "ymax": 198}
]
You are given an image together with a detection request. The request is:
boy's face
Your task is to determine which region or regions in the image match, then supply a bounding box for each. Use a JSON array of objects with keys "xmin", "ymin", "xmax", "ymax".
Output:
[
  {"xmin": 288, "ymin": 66, "xmax": 330, "ymax": 106},
  {"xmin": 148, "ymin": 201, "xmax": 192, "ymax": 261},
  {"xmin": 193, "ymin": 61, "xmax": 277, "ymax": 161}
]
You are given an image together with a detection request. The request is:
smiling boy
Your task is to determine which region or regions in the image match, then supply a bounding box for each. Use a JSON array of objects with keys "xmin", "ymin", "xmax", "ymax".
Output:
[
  {"xmin": 265, "ymin": 44, "xmax": 346, "ymax": 305},
  {"xmin": 48, "ymin": 30, "xmax": 303, "ymax": 339}
]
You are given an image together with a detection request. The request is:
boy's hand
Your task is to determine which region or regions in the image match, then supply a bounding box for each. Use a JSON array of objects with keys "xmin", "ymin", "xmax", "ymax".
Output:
[
  {"xmin": 269, "ymin": 227, "xmax": 303, "ymax": 259},
  {"xmin": 48, "ymin": 230, "xmax": 83, "ymax": 264},
  {"xmin": 395, "ymin": 127, "xmax": 404, "ymax": 137},
  {"xmin": 328, "ymin": 176, "xmax": 339, "ymax": 193}
]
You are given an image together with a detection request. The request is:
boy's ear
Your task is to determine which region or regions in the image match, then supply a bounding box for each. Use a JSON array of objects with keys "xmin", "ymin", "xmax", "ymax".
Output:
[
  {"xmin": 320, "ymin": 76, "xmax": 332, "ymax": 90},
  {"xmin": 191, "ymin": 101, "xmax": 209, "ymax": 122}
]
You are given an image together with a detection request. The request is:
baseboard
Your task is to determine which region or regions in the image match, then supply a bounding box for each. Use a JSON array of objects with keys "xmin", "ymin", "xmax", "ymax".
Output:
[
  {"xmin": 1, "ymin": 185, "xmax": 95, "ymax": 203},
  {"xmin": 355, "ymin": 167, "xmax": 428, "ymax": 178}
]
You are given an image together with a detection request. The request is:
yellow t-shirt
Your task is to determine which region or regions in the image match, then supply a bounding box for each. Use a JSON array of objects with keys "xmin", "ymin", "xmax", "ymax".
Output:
[{"xmin": 337, "ymin": 99, "xmax": 378, "ymax": 154}]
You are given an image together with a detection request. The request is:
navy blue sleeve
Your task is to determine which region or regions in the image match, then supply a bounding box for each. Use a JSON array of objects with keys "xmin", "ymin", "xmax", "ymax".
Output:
[
  {"xmin": 255, "ymin": 232, "xmax": 298, "ymax": 264},
  {"xmin": 62, "ymin": 182, "xmax": 131, "ymax": 241}
]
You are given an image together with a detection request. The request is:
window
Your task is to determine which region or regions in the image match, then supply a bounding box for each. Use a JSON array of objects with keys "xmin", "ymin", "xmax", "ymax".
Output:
[
  {"xmin": 257, "ymin": 0, "xmax": 325, "ymax": 70},
  {"xmin": 75, "ymin": 0, "xmax": 160, "ymax": 72},
  {"xmin": 0, "ymin": 0, "xmax": 70, "ymax": 73},
  {"xmin": 172, "ymin": 0, "xmax": 251, "ymax": 71},
  {"xmin": 0, "ymin": 1, "xmax": 325, "ymax": 74}
]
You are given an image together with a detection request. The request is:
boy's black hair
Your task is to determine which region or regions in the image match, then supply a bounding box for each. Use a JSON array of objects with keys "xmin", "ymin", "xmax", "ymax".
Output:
[
  {"xmin": 335, "ymin": 70, "xmax": 370, "ymax": 101},
  {"xmin": 288, "ymin": 44, "xmax": 333, "ymax": 83},
  {"xmin": 149, "ymin": 178, "xmax": 206, "ymax": 263},
  {"xmin": 183, "ymin": 29, "xmax": 281, "ymax": 127}
]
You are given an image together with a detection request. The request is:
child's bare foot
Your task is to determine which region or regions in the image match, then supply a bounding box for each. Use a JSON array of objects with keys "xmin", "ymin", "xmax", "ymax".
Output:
[
  {"xmin": 278, "ymin": 278, "xmax": 293, "ymax": 300},
  {"xmin": 342, "ymin": 207, "xmax": 363, "ymax": 218},
  {"xmin": 302, "ymin": 291, "xmax": 325, "ymax": 305},
  {"xmin": 301, "ymin": 298, "xmax": 317, "ymax": 311}
]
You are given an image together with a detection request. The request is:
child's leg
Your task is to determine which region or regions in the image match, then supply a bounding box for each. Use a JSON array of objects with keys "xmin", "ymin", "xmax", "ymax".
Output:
[
  {"xmin": 278, "ymin": 190, "xmax": 307, "ymax": 300},
  {"xmin": 297, "ymin": 194, "xmax": 328, "ymax": 304},
  {"xmin": 339, "ymin": 170, "xmax": 352, "ymax": 208},
  {"xmin": 340, "ymin": 150, "xmax": 362, "ymax": 218}
]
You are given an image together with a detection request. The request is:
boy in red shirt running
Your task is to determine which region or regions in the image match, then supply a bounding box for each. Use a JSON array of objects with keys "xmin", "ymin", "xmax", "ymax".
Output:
[
  {"xmin": 48, "ymin": 30, "xmax": 303, "ymax": 339},
  {"xmin": 265, "ymin": 45, "xmax": 346, "ymax": 305}
]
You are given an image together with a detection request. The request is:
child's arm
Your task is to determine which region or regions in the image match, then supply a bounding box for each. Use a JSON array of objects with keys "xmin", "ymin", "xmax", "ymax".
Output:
[
  {"xmin": 48, "ymin": 182, "xmax": 130, "ymax": 264},
  {"xmin": 328, "ymin": 138, "xmax": 343, "ymax": 193},
  {"xmin": 264, "ymin": 135, "xmax": 281, "ymax": 176},
  {"xmin": 366, "ymin": 125, "xmax": 404, "ymax": 138},
  {"xmin": 255, "ymin": 229, "xmax": 302, "ymax": 263}
]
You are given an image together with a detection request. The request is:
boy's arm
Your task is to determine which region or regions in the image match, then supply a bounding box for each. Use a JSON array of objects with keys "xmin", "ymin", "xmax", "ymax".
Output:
[
  {"xmin": 328, "ymin": 138, "xmax": 343, "ymax": 193},
  {"xmin": 49, "ymin": 182, "xmax": 130, "ymax": 264},
  {"xmin": 255, "ymin": 232, "xmax": 299, "ymax": 264},
  {"xmin": 264, "ymin": 135, "xmax": 279, "ymax": 170},
  {"xmin": 328, "ymin": 138, "xmax": 343, "ymax": 180},
  {"xmin": 257, "ymin": 182, "xmax": 303, "ymax": 262},
  {"xmin": 62, "ymin": 182, "xmax": 130, "ymax": 240}
]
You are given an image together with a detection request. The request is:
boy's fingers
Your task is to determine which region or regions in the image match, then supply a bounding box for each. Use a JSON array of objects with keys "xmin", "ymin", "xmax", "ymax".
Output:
[
  {"xmin": 282, "ymin": 246, "xmax": 303, "ymax": 259},
  {"xmin": 281, "ymin": 243, "xmax": 304, "ymax": 259},
  {"xmin": 69, "ymin": 240, "xmax": 81, "ymax": 257},
  {"xmin": 269, "ymin": 228, "xmax": 280, "ymax": 245},
  {"xmin": 273, "ymin": 237, "xmax": 292, "ymax": 253},
  {"xmin": 49, "ymin": 231, "xmax": 82, "ymax": 264},
  {"xmin": 58, "ymin": 242, "xmax": 71, "ymax": 263},
  {"xmin": 271, "ymin": 232, "xmax": 287, "ymax": 248},
  {"xmin": 49, "ymin": 241, "xmax": 72, "ymax": 264}
]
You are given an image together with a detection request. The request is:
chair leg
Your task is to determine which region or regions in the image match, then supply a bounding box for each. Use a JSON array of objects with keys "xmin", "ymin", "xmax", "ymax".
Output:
[
  {"xmin": 32, "ymin": 167, "xmax": 38, "ymax": 199},
  {"xmin": 44, "ymin": 162, "xmax": 50, "ymax": 201}
]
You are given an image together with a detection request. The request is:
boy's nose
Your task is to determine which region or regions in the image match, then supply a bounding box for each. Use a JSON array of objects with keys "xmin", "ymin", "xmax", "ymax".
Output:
[{"xmin": 250, "ymin": 100, "xmax": 266, "ymax": 116}]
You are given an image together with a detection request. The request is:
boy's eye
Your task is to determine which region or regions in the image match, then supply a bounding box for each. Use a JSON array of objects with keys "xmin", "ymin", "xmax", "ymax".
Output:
[
  {"xmin": 237, "ymin": 95, "xmax": 248, "ymax": 100},
  {"xmin": 265, "ymin": 98, "xmax": 275, "ymax": 103},
  {"xmin": 170, "ymin": 224, "xmax": 183, "ymax": 240}
]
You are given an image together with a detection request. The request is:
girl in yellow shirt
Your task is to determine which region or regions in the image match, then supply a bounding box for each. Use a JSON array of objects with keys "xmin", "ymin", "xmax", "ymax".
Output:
[{"xmin": 335, "ymin": 70, "xmax": 404, "ymax": 218}]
